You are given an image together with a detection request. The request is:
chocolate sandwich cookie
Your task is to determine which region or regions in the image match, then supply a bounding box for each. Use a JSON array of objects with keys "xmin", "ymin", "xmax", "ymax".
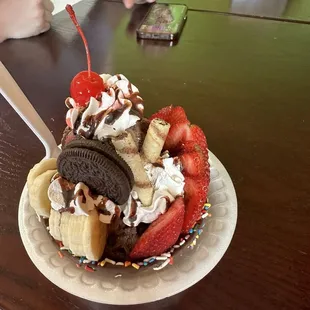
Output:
[
  {"xmin": 64, "ymin": 139, "xmax": 134, "ymax": 187},
  {"xmin": 57, "ymin": 140, "xmax": 134, "ymax": 205}
]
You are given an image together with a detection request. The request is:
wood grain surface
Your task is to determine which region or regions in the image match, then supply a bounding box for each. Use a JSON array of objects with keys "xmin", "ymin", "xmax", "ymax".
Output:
[
  {"xmin": 0, "ymin": 1, "xmax": 310, "ymax": 309},
  {"xmin": 159, "ymin": 0, "xmax": 310, "ymax": 23},
  {"xmin": 121, "ymin": 0, "xmax": 310, "ymax": 23}
]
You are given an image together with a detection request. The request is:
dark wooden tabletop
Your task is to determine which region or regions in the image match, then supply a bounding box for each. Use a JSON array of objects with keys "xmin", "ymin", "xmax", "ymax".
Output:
[
  {"xmin": 157, "ymin": 0, "xmax": 310, "ymax": 22},
  {"xmin": 1, "ymin": 0, "xmax": 310, "ymax": 309}
]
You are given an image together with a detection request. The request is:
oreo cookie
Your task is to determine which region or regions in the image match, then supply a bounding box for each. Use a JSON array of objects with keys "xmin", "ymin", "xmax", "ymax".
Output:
[
  {"xmin": 64, "ymin": 139, "xmax": 134, "ymax": 187},
  {"xmin": 57, "ymin": 140, "xmax": 134, "ymax": 205}
]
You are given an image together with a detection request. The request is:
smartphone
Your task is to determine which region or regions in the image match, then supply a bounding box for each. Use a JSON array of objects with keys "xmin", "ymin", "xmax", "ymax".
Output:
[{"xmin": 136, "ymin": 3, "xmax": 188, "ymax": 41}]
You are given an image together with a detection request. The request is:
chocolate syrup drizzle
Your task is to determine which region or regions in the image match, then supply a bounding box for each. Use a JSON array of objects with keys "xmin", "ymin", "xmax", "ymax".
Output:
[
  {"xmin": 56, "ymin": 178, "xmax": 94, "ymax": 214},
  {"xmin": 128, "ymin": 198, "xmax": 138, "ymax": 226}
]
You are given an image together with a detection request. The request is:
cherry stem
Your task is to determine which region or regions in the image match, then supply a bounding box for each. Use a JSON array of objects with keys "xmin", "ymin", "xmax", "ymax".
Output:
[{"xmin": 66, "ymin": 5, "xmax": 91, "ymax": 79}]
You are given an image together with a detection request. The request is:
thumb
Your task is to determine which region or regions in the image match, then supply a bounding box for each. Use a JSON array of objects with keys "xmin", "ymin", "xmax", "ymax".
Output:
[{"xmin": 123, "ymin": 0, "xmax": 135, "ymax": 9}]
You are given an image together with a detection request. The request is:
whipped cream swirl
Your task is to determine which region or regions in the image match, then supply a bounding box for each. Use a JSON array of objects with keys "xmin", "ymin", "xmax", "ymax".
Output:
[
  {"xmin": 122, "ymin": 157, "xmax": 185, "ymax": 227},
  {"xmin": 65, "ymin": 74, "xmax": 144, "ymax": 139},
  {"xmin": 48, "ymin": 177, "xmax": 118, "ymax": 222}
]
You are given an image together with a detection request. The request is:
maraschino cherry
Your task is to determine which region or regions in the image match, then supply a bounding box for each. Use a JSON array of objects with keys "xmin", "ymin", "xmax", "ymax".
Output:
[{"xmin": 66, "ymin": 5, "xmax": 105, "ymax": 107}]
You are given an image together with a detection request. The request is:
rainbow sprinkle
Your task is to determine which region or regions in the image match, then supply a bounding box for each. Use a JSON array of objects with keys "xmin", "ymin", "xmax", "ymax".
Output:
[
  {"xmin": 132, "ymin": 263, "xmax": 140, "ymax": 270},
  {"xmin": 105, "ymin": 258, "xmax": 116, "ymax": 265},
  {"xmin": 161, "ymin": 253, "xmax": 171, "ymax": 258},
  {"xmin": 85, "ymin": 265, "xmax": 95, "ymax": 272},
  {"xmin": 52, "ymin": 202, "xmax": 211, "ymax": 273},
  {"xmin": 201, "ymin": 212, "xmax": 209, "ymax": 219},
  {"xmin": 204, "ymin": 203, "xmax": 211, "ymax": 209},
  {"xmin": 124, "ymin": 261, "xmax": 131, "ymax": 267},
  {"xmin": 153, "ymin": 259, "xmax": 170, "ymax": 271}
]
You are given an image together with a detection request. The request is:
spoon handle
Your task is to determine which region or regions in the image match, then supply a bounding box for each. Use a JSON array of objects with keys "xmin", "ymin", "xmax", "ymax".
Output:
[{"xmin": 0, "ymin": 62, "xmax": 60, "ymax": 158}]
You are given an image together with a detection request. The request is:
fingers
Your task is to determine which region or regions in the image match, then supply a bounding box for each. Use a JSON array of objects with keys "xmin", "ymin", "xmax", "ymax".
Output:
[
  {"xmin": 45, "ymin": 10, "xmax": 53, "ymax": 23},
  {"xmin": 33, "ymin": 1, "xmax": 52, "ymax": 35},
  {"xmin": 123, "ymin": 0, "xmax": 135, "ymax": 9},
  {"xmin": 40, "ymin": 22, "xmax": 51, "ymax": 34},
  {"xmin": 43, "ymin": 0, "xmax": 55, "ymax": 13},
  {"xmin": 38, "ymin": 10, "xmax": 52, "ymax": 34}
]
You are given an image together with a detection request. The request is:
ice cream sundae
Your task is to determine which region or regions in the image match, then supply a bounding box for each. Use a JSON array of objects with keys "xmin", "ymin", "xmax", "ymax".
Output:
[{"xmin": 26, "ymin": 5, "xmax": 210, "ymax": 271}]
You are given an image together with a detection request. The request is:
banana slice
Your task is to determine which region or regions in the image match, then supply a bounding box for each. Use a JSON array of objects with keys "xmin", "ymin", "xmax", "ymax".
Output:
[
  {"xmin": 27, "ymin": 158, "xmax": 57, "ymax": 190},
  {"xmin": 68, "ymin": 213, "xmax": 87, "ymax": 257},
  {"xmin": 29, "ymin": 169, "xmax": 57, "ymax": 217},
  {"xmin": 83, "ymin": 210, "xmax": 108, "ymax": 261},
  {"xmin": 49, "ymin": 209, "xmax": 62, "ymax": 241},
  {"xmin": 60, "ymin": 212, "xmax": 71, "ymax": 248},
  {"xmin": 58, "ymin": 210, "xmax": 107, "ymax": 260},
  {"xmin": 50, "ymin": 210, "xmax": 107, "ymax": 260}
]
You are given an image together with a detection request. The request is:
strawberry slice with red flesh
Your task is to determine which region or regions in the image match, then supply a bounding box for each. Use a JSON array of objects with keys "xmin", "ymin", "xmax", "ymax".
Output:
[
  {"xmin": 183, "ymin": 124, "xmax": 208, "ymax": 151},
  {"xmin": 130, "ymin": 197, "xmax": 185, "ymax": 260},
  {"xmin": 168, "ymin": 106, "xmax": 189, "ymax": 124},
  {"xmin": 182, "ymin": 176, "xmax": 209, "ymax": 234},
  {"xmin": 149, "ymin": 105, "xmax": 173, "ymax": 123},
  {"xmin": 150, "ymin": 106, "xmax": 190, "ymax": 153},
  {"xmin": 164, "ymin": 122, "xmax": 189, "ymax": 153},
  {"xmin": 150, "ymin": 107, "xmax": 210, "ymax": 233},
  {"xmin": 180, "ymin": 139, "xmax": 210, "ymax": 233},
  {"xmin": 163, "ymin": 106, "xmax": 191, "ymax": 152},
  {"xmin": 165, "ymin": 107, "xmax": 190, "ymax": 150},
  {"xmin": 179, "ymin": 142, "xmax": 209, "ymax": 178}
]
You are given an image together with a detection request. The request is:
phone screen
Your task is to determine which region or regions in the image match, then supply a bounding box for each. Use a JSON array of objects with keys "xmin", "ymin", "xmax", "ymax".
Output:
[{"xmin": 138, "ymin": 4, "xmax": 187, "ymax": 39}]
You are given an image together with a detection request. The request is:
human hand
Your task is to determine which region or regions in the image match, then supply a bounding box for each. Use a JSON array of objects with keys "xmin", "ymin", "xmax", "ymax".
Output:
[
  {"xmin": 0, "ymin": 0, "xmax": 54, "ymax": 43},
  {"xmin": 123, "ymin": 0, "xmax": 155, "ymax": 9}
]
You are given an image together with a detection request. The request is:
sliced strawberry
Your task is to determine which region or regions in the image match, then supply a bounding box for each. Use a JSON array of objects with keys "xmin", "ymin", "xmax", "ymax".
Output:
[
  {"xmin": 182, "ymin": 196, "xmax": 204, "ymax": 233},
  {"xmin": 184, "ymin": 176, "xmax": 209, "ymax": 201},
  {"xmin": 179, "ymin": 146, "xmax": 209, "ymax": 178},
  {"xmin": 182, "ymin": 177, "xmax": 209, "ymax": 233},
  {"xmin": 164, "ymin": 122, "xmax": 189, "ymax": 152},
  {"xmin": 150, "ymin": 106, "xmax": 190, "ymax": 153},
  {"xmin": 190, "ymin": 125, "xmax": 208, "ymax": 150},
  {"xmin": 168, "ymin": 106, "xmax": 189, "ymax": 125},
  {"xmin": 179, "ymin": 141, "xmax": 197, "ymax": 153},
  {"xmin": 183, "ymin": 124, "xmax": 208, "ymax": 151},
  {"xmin": 130, "ymin": 197, "xmax": 185, "ymax": 260},
  {"xmin": 149, "ymin": 105, "xmax": 173, "ymax": 122}
]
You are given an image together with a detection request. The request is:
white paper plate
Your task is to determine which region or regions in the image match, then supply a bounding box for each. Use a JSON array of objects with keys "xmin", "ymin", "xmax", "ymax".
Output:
[{"xmin": 18, "ymin": 151, "xmax": 237, "ymax": 305}]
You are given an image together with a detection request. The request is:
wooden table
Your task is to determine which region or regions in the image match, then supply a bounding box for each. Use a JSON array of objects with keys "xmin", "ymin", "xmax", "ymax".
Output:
[
  {"xmin": 0, "ymin": 1, "xmax": 310, "ymax": 309},
  {"xmin": 160, "ymin": 0, "xmax": 310, "ymax": 23}
]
